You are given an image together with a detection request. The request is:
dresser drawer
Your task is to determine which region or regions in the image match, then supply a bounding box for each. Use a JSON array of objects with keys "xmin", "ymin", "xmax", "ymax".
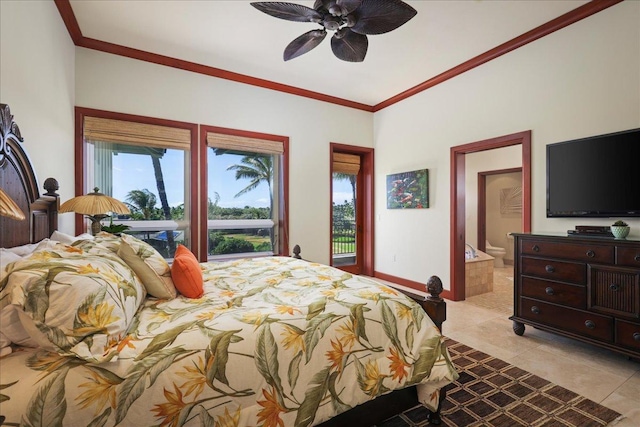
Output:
[
  {"xmin": 616, "ymin": 246, "xmax": 640, "ymax": 268},
  {"xmin": 588, "ymin": 264, "xmax": 640, "ymax": 319},
  {"xmin": 521, "ymin": 277, "xmax": 586, "ymax": 309},
  {"xmin": 521, "ymin": 256, "xmax": 586, "ymax": 284},
  {"xmin": 520, "ymin": 239, "xmax": 614, "ymax": 263},
  {"xmin": 520, "ymin": 298, "xmax": 613, "ymax": 342},
  {"xmin": 615, "ymin": 319, "xmax": 640, "ymax": 353}
]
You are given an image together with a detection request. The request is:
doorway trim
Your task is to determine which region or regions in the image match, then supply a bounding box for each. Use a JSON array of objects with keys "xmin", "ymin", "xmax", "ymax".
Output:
[
  {"xmin": 449, "ymin": 131, "xmax": 532, "ymax": 301},
  {"xmin": 330, "ymin": 143, "xmax": 374, "ymax": 276}
]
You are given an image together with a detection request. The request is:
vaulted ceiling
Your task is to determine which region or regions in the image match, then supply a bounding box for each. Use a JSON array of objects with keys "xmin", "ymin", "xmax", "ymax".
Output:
[{"xmin": 57, "ymin": 0, "xmax": 621, "ymax": 111}]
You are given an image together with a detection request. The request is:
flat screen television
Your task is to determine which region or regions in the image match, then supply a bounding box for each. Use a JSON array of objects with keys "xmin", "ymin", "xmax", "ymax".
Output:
[{"xmin": 546, "ymin": 127, "xmax": 640, "ymax": 218}]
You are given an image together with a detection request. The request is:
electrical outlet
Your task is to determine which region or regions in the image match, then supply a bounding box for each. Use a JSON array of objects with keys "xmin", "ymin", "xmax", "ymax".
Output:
[{"xmin": 393, "ymin": 254, "xmax": 396, "ymax": 262}]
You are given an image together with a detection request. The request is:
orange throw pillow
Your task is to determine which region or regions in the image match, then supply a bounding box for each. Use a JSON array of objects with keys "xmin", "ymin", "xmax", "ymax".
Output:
[{"xmin": 171, "ymin": 245, "xmax": 204, "ymax": 298}]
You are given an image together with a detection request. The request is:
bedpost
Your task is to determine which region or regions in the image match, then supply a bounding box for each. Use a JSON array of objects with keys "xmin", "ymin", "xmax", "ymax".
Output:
[
  {"xmin": 424, "ymin": 275, "xmax": 446, "ymax": 333},
  {"xmin": 292, "ymin": 244, "xmax": 301, "ymax": 259},
  {"xmin": 389, "ymin": 275, "xmax": 447, "ymax": 334},
  {"xmin": 43, "ymin": 177, "xmax": 60, "ymax": 233}
]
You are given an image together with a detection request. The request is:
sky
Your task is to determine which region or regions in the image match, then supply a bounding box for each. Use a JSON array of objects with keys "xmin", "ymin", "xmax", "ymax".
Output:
[{"xmin": 111, "ymin": 149, "xmax": 353, "ymax": 208}]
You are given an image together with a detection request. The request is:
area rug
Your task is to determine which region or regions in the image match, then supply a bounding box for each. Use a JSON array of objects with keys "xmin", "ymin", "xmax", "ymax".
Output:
[{"xmin": 377, "ymin": 339, "xmax": 623, "ymax": 427}]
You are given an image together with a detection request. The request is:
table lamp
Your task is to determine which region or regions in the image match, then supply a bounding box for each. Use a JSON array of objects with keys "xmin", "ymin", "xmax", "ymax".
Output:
[{"xmin": 59, "ymin": 187, "xmax": 130, "ymax": 235}]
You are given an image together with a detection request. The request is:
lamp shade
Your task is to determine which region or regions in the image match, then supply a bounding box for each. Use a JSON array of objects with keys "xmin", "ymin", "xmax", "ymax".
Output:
[
  {"xmin": 0, "ymin": 188, "xmax": 26, "ymax": 220},
  {"xmin": 59, "ymin": 188, "xmax": 130, "ymax": 216}
]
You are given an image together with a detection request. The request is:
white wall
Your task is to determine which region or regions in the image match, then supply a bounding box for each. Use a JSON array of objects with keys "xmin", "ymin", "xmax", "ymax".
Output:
[
  {"xmin": 75, "ymin": 49, "xmax": 373, "ymax": 263},
  {"xmin": 0, "ymin": 0, "xmax": 76, "ymax": 233},
  {"xmin": 373, "ymin": 2, "xmax": 640, "ymax": 289}
]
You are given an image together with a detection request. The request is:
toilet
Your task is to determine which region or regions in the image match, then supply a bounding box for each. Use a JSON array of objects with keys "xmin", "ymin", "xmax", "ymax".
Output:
[{"xmin": 486, "ymin": 240, "xmax": 506, "ymax": 268}]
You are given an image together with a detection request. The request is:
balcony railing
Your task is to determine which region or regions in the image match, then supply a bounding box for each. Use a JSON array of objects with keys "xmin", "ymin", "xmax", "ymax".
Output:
[{"xmin": 333, "ymin": 217, "xmax": 355, "ymax": 256}]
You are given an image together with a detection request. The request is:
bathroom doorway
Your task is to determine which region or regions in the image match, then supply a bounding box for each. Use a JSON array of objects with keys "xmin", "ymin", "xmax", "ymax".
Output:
[
  {"xmin": 449, "ymin": 131, "xmax": 532, "ymax": 301},
  {"xmin": 478, "ymin": 168, "xmax": 523, "ymax": 264}
]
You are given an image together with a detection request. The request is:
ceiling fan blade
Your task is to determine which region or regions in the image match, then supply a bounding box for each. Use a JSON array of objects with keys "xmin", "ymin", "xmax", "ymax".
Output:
[
  {"xmin": 350, "ymin": 0, "xmax": 417, "ymax": 35},
  {"xmin": 251, "ymin": 2, "xmax": 322, "ymax": 23},
  {"xmin": 284, "ymin": 29, "xmax": 327, "ymax": 61},
  {"xmin": 331, "ymin": 29, "xmax": 368, "ymax": 62},
  {"xmin": 337, "ymin": 0, "xmax": 363, "ymax": 15}
]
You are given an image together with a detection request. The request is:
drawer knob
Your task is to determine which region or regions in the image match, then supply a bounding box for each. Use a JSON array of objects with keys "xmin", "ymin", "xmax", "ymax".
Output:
[
  {"xmin": 635, "ymin": 255, "xmax": 640, "ymax": 262},
  {"xmin": 545, "ymin": 287, "xmax": 554, "ymax": 295},
  {"xmin": 585, "ymin": 320, "xmax": 596, "ymax": 329},
  {"xmin": 609, "ymin": 283, "xmax": 620, "ymax": 292},
  {"xmin": 586, "ymin": 250, "xmax": 595, "ymax": 258},
  {"xmin": 531, "ymin": 306, "xmax": 541, "ymax": 315},
  {"xmin": 532, "ymin": 245, "xmax": 540, "ymax": 252},
  {"xmin": 545, "ymin": 265, "xmax": 555, "ymax": 273},
  {"xmin": 634, "ymin": 333, "xmax": 640, "ymax": 342}
]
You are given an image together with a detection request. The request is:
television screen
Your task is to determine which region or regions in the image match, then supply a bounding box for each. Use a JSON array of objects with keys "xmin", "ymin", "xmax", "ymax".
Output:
[{"xmin": 546, "ymin": 128, "xmax": 640, "ymax": 217}]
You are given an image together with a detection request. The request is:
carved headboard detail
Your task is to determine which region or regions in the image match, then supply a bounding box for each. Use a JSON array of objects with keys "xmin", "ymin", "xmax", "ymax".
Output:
[{"xmin": 0, "ymin": 103, "xmax": 59, "ymax": 248}]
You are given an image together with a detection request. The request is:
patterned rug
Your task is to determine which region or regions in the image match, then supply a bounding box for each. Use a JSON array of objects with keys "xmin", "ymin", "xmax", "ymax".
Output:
[{"xmin": 377, "ymin": 339, "xmax": 623, "ymax": 427}]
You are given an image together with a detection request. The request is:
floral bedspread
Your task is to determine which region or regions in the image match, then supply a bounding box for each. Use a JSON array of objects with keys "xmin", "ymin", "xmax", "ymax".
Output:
[{"xmin": 0, "ymin": 257, "xmax": 457, "ymax": 427}]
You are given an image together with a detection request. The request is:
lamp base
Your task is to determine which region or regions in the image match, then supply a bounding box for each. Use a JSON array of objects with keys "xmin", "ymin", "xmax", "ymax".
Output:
[{"xmin": 88, "ymin": 214, "xmax": 108, "ymax": 236}]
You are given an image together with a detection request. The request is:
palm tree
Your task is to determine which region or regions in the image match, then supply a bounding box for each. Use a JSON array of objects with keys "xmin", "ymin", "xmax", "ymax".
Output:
[
  {"xmin": 227, "ymin": 155, "xmax": 274, "ymax": 247},
  {"xmin": 125, "ymin": 189, "xmax": 157, "ymax": 219},
  {"xmin": 334, "ymin": 172, "xmax": 356, "ymax": 205},
  {"xmin": 227, "ymin": 155, "xmax": 273, "ymax": 211},
  {"xmin": 151, "ymin": 156, "xmax": 175, "ymax": 254},
  {"xmin": 208, "ymin": 192, "xmax": 221, "ymax": 219}
]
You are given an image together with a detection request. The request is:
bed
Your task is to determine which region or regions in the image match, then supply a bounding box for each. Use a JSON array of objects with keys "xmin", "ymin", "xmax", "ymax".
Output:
[{"xmin": 0, "ymin": 103, "xmax": 457, "ymax": 427}]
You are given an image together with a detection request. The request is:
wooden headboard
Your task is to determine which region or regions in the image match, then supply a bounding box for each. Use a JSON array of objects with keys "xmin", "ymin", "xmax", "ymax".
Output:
[{"xmin": 0, "ymin": 103, "xmax": 59, "ymax": 248}]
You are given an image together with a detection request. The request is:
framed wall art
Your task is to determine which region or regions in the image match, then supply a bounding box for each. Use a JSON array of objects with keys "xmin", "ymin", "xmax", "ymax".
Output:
[
  {"xmin": 500, "ymin": 186, "xmax": 522, "ymax": 215},
  {"xmin": 386, "ymin": 169, "xmax": 429, "ymax": 209}
]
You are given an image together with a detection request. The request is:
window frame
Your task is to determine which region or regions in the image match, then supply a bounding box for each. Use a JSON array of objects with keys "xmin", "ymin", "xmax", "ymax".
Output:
[
  {"xmin": 199, "ymin": 125, "xmax": 289, "ymax": 261},
  {"xmin": 74, "ymin": 107, "xmax": 199, "ymax": 254}
]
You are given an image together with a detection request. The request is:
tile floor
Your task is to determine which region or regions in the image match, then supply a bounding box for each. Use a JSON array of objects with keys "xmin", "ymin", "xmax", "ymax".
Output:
[
  {"xmin": 376, "ymin": 266, "xmax": 639, "ymax": 426},
  {"xmin": 446, "ymin": 267, "xmax": 640, "ymax": 426}
]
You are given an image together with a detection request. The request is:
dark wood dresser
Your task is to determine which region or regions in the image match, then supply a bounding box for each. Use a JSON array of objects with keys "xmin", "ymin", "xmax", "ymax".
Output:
[{"xmin": 511, "ymin": 233, "xmax": 640, "ymax": 358}]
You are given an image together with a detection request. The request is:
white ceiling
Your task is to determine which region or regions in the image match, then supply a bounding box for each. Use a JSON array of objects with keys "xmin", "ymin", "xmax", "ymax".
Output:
[{"xmin": 69, "ymin": 0, "xmax": 589, "ymax": 106}]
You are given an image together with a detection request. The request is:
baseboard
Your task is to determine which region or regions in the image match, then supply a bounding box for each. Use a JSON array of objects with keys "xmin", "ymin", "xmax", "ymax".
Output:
[{"xmin": 373, "ymin": 271, "xmax": 453, "ymax": 300}]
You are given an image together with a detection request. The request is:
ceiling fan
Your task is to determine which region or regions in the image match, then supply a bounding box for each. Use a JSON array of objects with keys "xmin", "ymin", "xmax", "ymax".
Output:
[{"xmin": 250, "ymin": 0, "xmax": 417, "ymax": 62}]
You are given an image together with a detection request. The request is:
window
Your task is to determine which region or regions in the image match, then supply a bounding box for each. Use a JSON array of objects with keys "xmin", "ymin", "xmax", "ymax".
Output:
[
  {"xmin": 77, "ymin": 109, "xmax": 198, "ymax": 258},
  {"xmin": 76, "ymin": 111, "xmax": 288, "ymax": 261},
  {"xmin": 203, "ymin": 127, "xmax": 289, "ymax": 260}
]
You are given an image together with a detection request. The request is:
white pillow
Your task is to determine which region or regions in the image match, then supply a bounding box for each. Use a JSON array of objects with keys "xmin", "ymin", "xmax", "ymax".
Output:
[
  {"xmin": 5, "ymin": 239, "xmax": 58, "ymax": 257},
  {"xmin": 0, "ymin": 249, "xmax": 22, "ymax": 283},
  {"xmin": 50, "ymin": 230, "xmax": 94, "ymax": 244},
  {"xmin": 5, "ymin": 242, "xmax": 40, "ymax": 257}
]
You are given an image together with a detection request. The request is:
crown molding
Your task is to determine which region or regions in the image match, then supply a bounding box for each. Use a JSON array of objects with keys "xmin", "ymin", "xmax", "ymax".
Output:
[
  {"xmin": 54, "ymin": 0, "xmax": 622, "ymax": 113},
  {"xmin": 373, "ymin": 0, "xmax": 623, "ymax": 111}
]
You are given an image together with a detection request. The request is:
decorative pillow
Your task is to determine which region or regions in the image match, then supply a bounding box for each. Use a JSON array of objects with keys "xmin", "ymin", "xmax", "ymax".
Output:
[
  {"xmin": 117, "ymin": 233, "xmax": 177, "ymax": 299},
  {"xmin": 1, "ymin": 240, "xmax": 60, "ymax": 285},
  {"xmin": 0, "ymin": 242, "xmax": 145, "ymax": 363},
  {"xmin": 171, "ymin": 244, "xmax": 204, "ymax": 298}
]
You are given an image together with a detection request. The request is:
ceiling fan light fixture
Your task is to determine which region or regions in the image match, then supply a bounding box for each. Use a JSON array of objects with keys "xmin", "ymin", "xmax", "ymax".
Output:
[{"xmin": 251, "ymin": 0, "xmax": 416, "ymax": 62}]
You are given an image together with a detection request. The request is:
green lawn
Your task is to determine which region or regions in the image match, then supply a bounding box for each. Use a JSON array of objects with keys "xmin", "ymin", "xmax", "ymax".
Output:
[{"xmin": 224, "ymin": 233, "xmax": 269, "ymax": 245}]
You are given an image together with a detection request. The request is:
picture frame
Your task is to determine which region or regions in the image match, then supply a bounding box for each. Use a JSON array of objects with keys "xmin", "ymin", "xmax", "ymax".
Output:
[{"xmin": 386, "ymin": 169, "xmax": 429, "ymax": 209}]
